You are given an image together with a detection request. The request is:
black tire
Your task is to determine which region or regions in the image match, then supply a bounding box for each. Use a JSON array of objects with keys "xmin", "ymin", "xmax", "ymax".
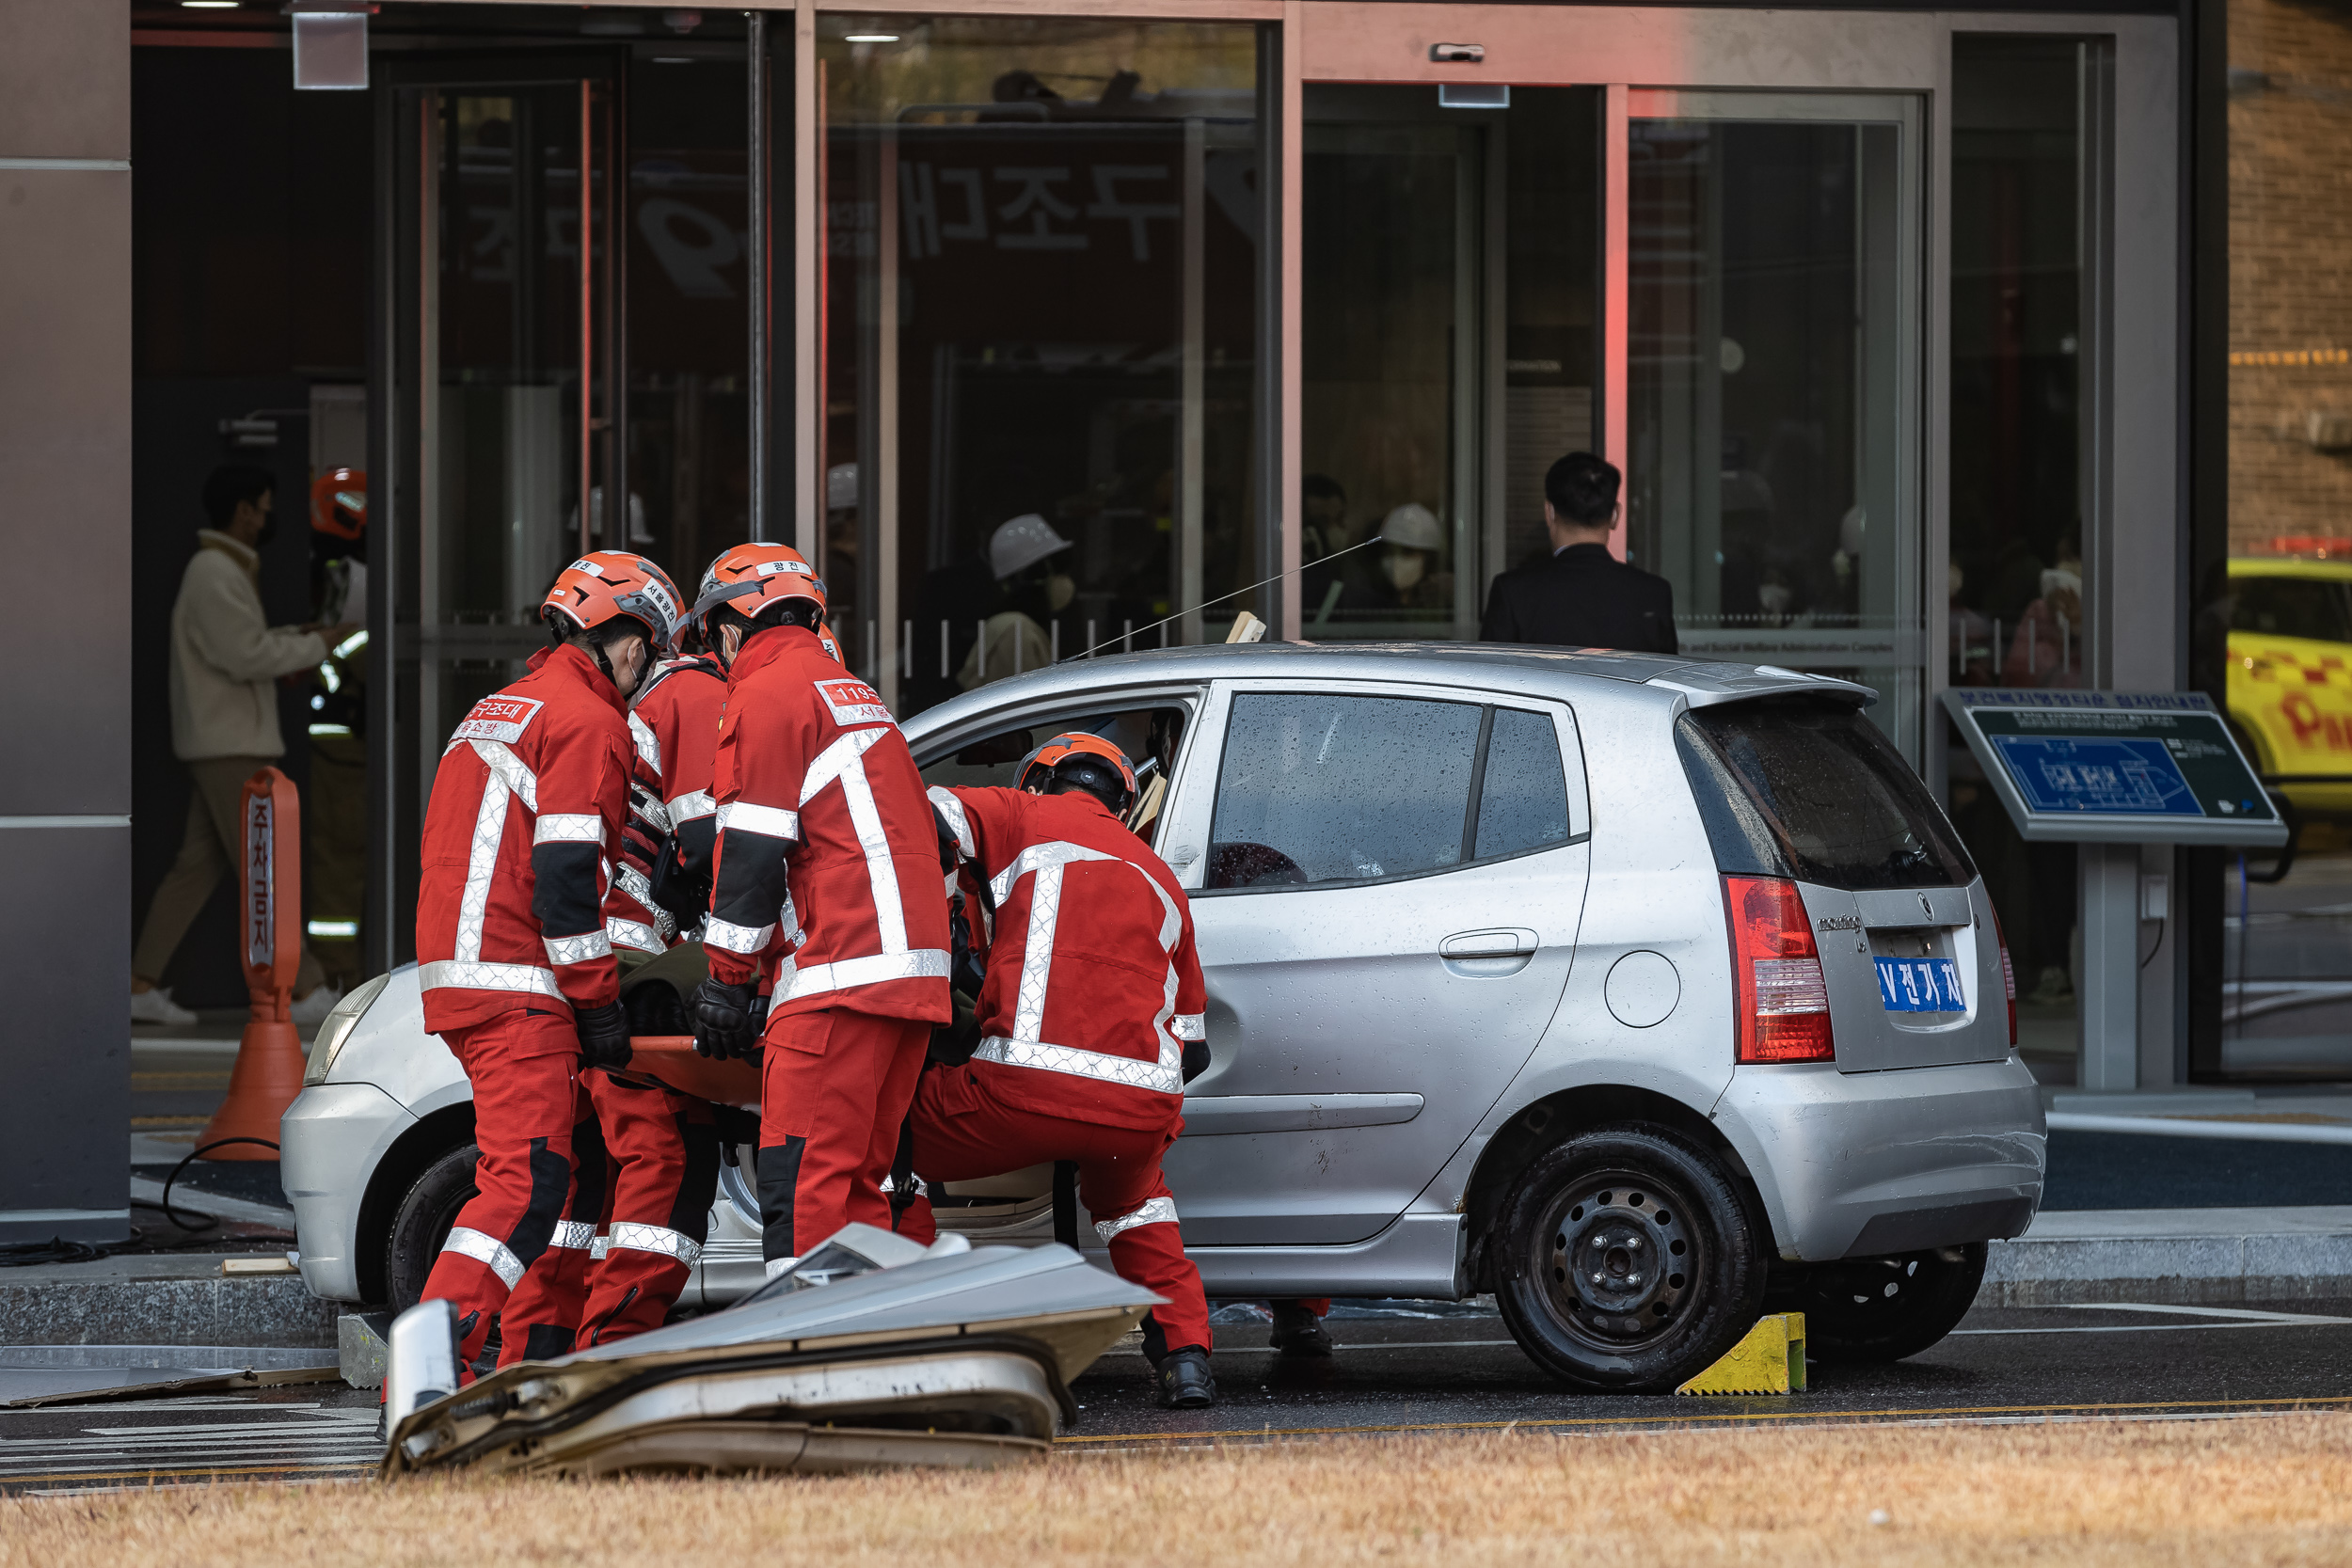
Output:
[
  {"xmin": 385, "ymin": 1143, "xmax": 479, "ymax": 1313},
  {"xmin": 1788, "ymin": 1243, "xmax": 1987, "ymax": 1364},
  {"xmin": 1493, "ymin": 1125, "xmax": 1767, "ymax": 1393}
]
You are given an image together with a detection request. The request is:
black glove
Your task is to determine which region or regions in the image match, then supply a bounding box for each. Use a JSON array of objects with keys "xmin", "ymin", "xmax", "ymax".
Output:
[
  {"xmin": 575, "ymin": 1000, "xmax": 632, "ymax": 1070},
  {"xmin": 692, "ymin": 977, "xmax": 757, "ymax": 1060},
  {"xmin": 1181, "ymin": 1037, "xmax": 1212, "ymax": 1084}
]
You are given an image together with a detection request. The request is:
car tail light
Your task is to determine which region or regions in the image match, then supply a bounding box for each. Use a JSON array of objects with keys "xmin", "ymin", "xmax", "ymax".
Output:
[
  {"xmin": 1993, "ymin": 908, "xmax": 2017, "ymax": 1048},
  {"xmin": 1725, "ymin": 876, "xmax": 1835, "ymax": 1064}
]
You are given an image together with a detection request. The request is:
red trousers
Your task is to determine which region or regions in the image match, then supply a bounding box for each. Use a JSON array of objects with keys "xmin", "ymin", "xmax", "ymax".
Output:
[
  {"xmin": 755, "ymin": 1007, "xmax": 930, "ymax": 1263},
  {"xmin": 897, "ymin": 1065, "xmax": 1212, "ymax": 1356},
  {"xmin": 421, "ymin": 1010, "xmax": 599, "ymax": 1370},
  {"xmin": 580, "ymin": 1070, "xmax": 721, "ymax": 1347}
]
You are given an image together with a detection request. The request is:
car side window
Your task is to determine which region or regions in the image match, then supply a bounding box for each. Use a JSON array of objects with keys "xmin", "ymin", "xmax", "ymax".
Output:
[
  {"xmin": 1205, "ymin": 693, "xmax": 1576, "ymax": 892},
  {"xmin": 1475, "ymin": 706, "xmax": 1572, "ymax": 859}
]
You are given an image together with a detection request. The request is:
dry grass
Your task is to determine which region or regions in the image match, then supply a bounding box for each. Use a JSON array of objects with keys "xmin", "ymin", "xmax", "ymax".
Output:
[{"xmin": 10, "ymin": 1415, "xmax": 2352, "ymax": 1566}]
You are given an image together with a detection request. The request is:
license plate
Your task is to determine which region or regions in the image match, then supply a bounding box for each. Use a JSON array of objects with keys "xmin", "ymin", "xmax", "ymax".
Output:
[{"xmin": 1874, "ymin": 957, "xmax": 1965, "ymax": 1013}]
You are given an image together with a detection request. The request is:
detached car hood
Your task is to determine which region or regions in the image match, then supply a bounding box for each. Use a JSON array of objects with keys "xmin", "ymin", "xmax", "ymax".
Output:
[{"xmin": 384, "ymin": 1232, "xmax": 1160, "ymax": 1479}]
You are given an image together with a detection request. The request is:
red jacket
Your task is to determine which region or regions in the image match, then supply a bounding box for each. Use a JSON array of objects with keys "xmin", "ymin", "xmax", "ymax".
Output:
[
  {"xmin": 417, "ymin": 643, "xmax": 631, "ymax": 1033},
  {"xmin": 603, "ymin": 656, "xmax": 727, "ymax": 955},
  {"xmin": 930, "ymin": 785, "xmax": 1205, "ymax": 1132},
  {"xmin": 705, "ymin": 625, "xmax": 950, "ymax": 1024}
]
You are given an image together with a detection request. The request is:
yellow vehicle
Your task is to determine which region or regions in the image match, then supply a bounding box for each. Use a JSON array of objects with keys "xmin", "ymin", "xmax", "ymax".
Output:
[{"xmin": 2228, "ymin": 554, "xmax": 2352, "ymax": 816}]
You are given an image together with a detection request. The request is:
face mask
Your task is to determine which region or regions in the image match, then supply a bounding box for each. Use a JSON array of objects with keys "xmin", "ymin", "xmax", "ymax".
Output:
[
  {"xmin": 1047, "ymin": 574, "xmax": 1076, "ymax": 613},
  {"xmin": 255, "ymin": 510, "xmax": 278, "ymax": 548},
  {"xmin": 1758, "ymin": 582, "xmax": 1792, "ymax": 616},
  {"xmin": 2041, "ymin": 568, "xmax": 2082, "ymax": 600},
  {"xmin": 1382, "ymin": 550, "xmax": 1426, "ymax": 592}
]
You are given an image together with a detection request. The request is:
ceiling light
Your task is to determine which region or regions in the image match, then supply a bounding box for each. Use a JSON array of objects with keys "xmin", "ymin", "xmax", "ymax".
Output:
[
  {"xmin": 182, "ymin": 2, "xmax": 241, "ymax": 8},
  {"xmin": 651, "ymin": 55, "xmax": 693, "ymax": 63},
  {"xmin": 844, "ymin": 33, "xmax": 899, "ymax": 43}
]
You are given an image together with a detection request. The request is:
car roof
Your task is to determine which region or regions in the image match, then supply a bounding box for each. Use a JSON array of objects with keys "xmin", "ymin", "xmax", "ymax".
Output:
[{"xmin": 906, "ymin": 641, "xmax": 1873, "ymax": 734}]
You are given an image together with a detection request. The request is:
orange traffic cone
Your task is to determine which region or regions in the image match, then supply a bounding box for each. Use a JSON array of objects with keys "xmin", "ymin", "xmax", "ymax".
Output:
[{"xmin": 199, "ymin": 767, "xmax": 307, "ymax": 1163}]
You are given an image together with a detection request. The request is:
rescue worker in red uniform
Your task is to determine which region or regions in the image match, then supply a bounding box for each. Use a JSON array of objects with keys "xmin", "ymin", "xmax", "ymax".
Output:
[
  {"xmin": 687, "ymin": 544, "xmax": 951, "ymax": 1275},
  {"xmin": 414, "ymin": 551, "xmax": 684, "ymax": 1370},
  {"xmin": 574, "ymin": 625, "xmax": 732, "ymax": 1347},
  {"xmin": 902, "ymin": 734, "xmax": 1218, "ymax": 1408}
]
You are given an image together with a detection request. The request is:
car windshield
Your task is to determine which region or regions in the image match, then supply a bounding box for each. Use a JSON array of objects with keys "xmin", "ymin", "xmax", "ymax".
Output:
[
  {"xmin": 1677, "ymin": 697, "xmax": 1975, "ymax": 891},
  {"xmin": 2231, "ymin": 575, "xmax": 2352, "ymax": 645}
]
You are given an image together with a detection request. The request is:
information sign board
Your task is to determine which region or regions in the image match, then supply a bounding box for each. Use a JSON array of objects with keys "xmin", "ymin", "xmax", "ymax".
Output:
[{"xmin": 1941, "ymin": 689, "xmax": 2288, "ymax": 847}]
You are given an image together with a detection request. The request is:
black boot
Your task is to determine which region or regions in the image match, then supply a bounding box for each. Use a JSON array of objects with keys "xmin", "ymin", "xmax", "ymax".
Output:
[
  {"xmin": 1155, "ymin": 1346, "xmax": 1216, "ymax": 1409},
  {"xmin": 1268, "ymin": 1301, "xmax": 1333, "ymax": 1358}
]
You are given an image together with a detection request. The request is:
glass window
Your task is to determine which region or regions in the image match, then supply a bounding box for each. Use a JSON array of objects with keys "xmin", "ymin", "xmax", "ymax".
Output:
[
  {"xmin": 1677, "ymin": 698, "xmax": 1975, "ymax": 892},
  {"xmin": 917, "ymin": 705, "xmax": 1188, "ymax": 845},
  {"xmin": 818, "ymin": 18, "xmax": 1264, "ymax": 714},
  {"xmin": 1628, "ymin": 99, "xmax": 1921, "ymax": 759},
  {"xmin": 1208, "ymin": 693, "xmax": 1483, "ymax": 888},
  {"xmin": 1474, "ymin": 707, "xmax": 1570, "ymax": 860}
]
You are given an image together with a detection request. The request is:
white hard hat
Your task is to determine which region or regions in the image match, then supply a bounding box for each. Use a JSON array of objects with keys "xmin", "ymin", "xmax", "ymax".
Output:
[
  {"xmin": 827, "ymin": 462, "xmax": 859, "ymax": 512},
  {"xmin": 988, "ymin": 513, "xmax": 1073, "ymax": 579},
  {"xmin": 1380, "ymin": 502, "xmax": 1445, "ymax": 554}
]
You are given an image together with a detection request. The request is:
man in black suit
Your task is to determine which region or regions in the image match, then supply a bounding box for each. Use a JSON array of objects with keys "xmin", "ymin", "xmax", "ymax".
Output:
[{"xmin": 1479, "ymin": 452, "xmax": 1678, "ymax": 654}]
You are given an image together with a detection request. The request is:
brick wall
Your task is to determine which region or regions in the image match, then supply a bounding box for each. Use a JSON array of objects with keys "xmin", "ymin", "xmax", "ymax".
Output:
[{"xmin": 2230, "ymin": 0, "xmax": 2352, "ymax": 551}]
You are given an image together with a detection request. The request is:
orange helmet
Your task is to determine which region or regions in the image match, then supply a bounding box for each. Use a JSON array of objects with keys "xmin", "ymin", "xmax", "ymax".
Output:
[
  {"xmin": 1017, "ymin": 732, "xmax": 1138, "ymax": 814},
  {"xmin": 691, "ymin": 543, "xmax": 828, "ymax": 643},
  {"xmin": 541, "ymin": 551, "xmax": 686, "ymax": 650},
  {"xmin": 310, "ymin": 467, "xmax": 366, "ymax": 541}
]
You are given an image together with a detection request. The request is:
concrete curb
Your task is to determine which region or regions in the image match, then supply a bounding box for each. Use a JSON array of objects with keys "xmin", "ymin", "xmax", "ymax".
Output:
[
  {"xmin": 1979, "ymin": 1206, "xmax": 2352, "ymax": 1307},
  {"xmin": 0, "ymin": 1256, "xmax": 339, "ymax": 1350}
]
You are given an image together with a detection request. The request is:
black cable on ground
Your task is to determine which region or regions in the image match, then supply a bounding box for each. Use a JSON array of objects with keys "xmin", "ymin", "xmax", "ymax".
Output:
[
  {"xmin": 142, "ymin": 1137, "xmax": 281, "ymax": 1233},
  {"xmin": 0, "ymin": 1237, "xmax": 109, "ymax": 1268}
]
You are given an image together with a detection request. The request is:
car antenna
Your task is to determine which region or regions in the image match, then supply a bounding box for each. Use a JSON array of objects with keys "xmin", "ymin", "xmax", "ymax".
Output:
[{"xmin": 1063, "ymin": 535, "xmax": 1386, "ymax": 662}]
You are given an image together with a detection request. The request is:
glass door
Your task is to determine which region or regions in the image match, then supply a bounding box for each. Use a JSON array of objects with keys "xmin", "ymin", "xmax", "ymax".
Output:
[
  {"xmin": 380, "ymin": 55, "xmax": 624, "ymax": 963},
  {"xmin": 1626, "ymin": 91, "xmax": 1925, "ymax": 759},
  {"xmin": 1298, "ymin": 85, "xmax": 1599, "ymax": 643}
]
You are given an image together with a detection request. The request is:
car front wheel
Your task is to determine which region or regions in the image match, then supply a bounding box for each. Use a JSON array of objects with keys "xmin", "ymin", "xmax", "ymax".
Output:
[
  {"xmin": 385, "ymin": 1143, "xmax": 479, "ymax": 1313},
  {"xmin": 1494, "ymin": 1125, "xmax": 1767, "ymax": 1393},
  {"xmin": 1785, "ymin": 1243, "xmax": 1987, "ymax": 1364}
]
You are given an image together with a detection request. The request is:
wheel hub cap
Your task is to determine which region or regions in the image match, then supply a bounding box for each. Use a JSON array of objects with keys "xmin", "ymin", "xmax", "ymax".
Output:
[{"xmin": 1540, "ymin": 1180, "xmax": 1697, "ymax": 1345}]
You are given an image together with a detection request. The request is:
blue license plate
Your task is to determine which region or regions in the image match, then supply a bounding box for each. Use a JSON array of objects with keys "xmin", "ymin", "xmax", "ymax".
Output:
[{"xmin": 1875, "ymin": 957, "xmax": 1965, "ymax": 1013}]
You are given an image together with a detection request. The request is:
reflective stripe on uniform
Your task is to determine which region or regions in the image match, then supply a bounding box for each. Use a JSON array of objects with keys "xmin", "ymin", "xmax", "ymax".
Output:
[
  {"xmin": 705, "ymin": 914, "xmax": 777, "ymax": 954},
  {"xmin": 550, "ymin": 1219, "xmax": 597, "ymax": 1250},
  {"xmin": 628, "ymin": 712, "xmax": 662, "ymax": 776},
  {"xmin": 800, "ymin": 727, "xmax": 908, "ymax": 956},
  {"xmin": 609, "ymin": 1222, "xmax": 704, "ymax": 1267},
  {"xmin": 717, "ymin": 800, "xmax": 800, "ymax": 840},
  {"xmin": 781, "ymin": 947, "xmax": 951, "ymax": 1002},
  {"xmin": 440, "ymin": 1226, "xmax": 526, "ymax": 1289},
  {"xmin": 534, "ymin": 813, "xmax": 603, "ymax": 845},
  {"xmin": 606, "ymin": 916, "xmax": 664, "ymax": 955},
  {"xmin": 544, "ymin": 929, "xmax": 612, "ymax": 966},
  {"xmin": 441, "ymin": 737, "xmax": 542, "ymax": 966},
  {"xmin": 669, "ymin": 788, "xmax": 717, "ymax": 824},
  {"xmin": 972, "ymin": 1034, "xmax": 1184, "ymax": 1095},
  {"xmin": 613, "ymin": 862, "xmax": 678, "ymax": 941},
  {"xmin": 928, "ymin": 786, "xmax": 976, "ymax": 859},
  {"xmin": 1094, "ymin": 1196, "xmax": 1178, "ymax": 1243},
  {"xmin": 419, "ymin": 958, "xmax": 565, "ymax": 1000},
  {"xmin": 974, "ymin": 839, "xmax": 1188, "ymax": 1097},
  {"xmin": 589, "ymin": 1234, "xmax": 612, "ymax": 1262},
  {"xmin": 1171, "ymin": 1013, "xmax": 1206, "ymax": 1041}
]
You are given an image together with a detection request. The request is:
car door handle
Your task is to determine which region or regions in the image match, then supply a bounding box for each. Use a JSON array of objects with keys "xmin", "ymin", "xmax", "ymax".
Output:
[{"xmin": 1439, "ymin": 927, "xmax": 1539, "ymax": 959}]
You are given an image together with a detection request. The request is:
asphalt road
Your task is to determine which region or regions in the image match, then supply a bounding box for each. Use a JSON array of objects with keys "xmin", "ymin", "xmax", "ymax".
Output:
[{"xmin": 6, "ymin": 1297, "xmax": 2351, "ymax": 1493}]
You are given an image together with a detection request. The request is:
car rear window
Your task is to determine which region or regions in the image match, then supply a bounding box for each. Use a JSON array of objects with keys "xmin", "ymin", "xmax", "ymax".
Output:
[{"xmin": 1675, "ymin": 698, "xmax": 1975, "ymax": 891}]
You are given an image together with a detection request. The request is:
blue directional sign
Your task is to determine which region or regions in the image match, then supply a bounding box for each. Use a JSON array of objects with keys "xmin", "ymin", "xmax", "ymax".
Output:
[{"xmin": 1940, "ymin": 689, "xmax": 2287, "ymax": 847}]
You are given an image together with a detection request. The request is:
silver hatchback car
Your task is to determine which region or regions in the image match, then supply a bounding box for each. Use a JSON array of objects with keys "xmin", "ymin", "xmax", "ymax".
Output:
[{"xmin": 284, "ymin": 643, "xmax": 2044, "ymax": 1393}]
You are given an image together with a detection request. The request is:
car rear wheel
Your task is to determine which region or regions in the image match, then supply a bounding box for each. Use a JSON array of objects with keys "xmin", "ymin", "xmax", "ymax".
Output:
[
  {"xmin": 1788, "ymin": 1243, "xmax": 1987, "ymax": 1364},
  {"xmin": 386, "ymin": 1143, "xmax": 479, "ymax": 1313},
  {"xmin": 1494, "ymin": 1125, "xmax": 1766, "ymax": 1393}
]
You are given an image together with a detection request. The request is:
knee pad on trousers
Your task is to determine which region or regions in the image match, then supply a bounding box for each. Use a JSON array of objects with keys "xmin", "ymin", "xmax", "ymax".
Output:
[
  {"xmin": 756, "ymin": 1135, "xmax": 807, "ymax": 1259},
  {"xmin": 519, "ymin": 1322, "xmax": 577, "ymax": 1362},
  {"xmin": 673, "ymin": 1116, "xmax": 723, "ymax": 1242}
]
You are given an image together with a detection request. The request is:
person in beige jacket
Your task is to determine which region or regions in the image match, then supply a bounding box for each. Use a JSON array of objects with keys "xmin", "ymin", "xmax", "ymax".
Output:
[{"xmin": 132, "ymin": 465, "xmax": 357, "ymax": 1028}]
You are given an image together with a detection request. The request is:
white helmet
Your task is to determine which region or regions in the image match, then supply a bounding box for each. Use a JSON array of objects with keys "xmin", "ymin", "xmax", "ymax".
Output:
[
  {"xmin": 1380, "ymin": 502, "xmax": 1445, "ymax": 554},
  {"xmin": 987, "ymin": 513, "xmax": 1073, "ymax": 580}
]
